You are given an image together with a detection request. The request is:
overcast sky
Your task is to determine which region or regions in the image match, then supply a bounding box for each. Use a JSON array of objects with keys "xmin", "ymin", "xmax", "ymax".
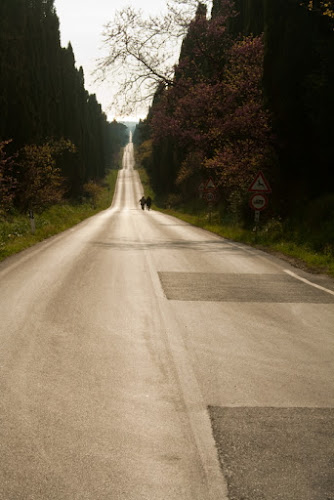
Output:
[{"xmin": 54, "ymin": 0, "xmax": 167, "ymax": 122}]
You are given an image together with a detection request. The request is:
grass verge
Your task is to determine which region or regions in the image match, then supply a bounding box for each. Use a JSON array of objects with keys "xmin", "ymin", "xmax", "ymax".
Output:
[
  {"xmin": 2, "ymin": 164, "xmax": 334, "ymax": 279},
  {"xmin": 136, "ymin": 167, "xmax": 334, "ymax": 278},
  {"xmin": 0, "ymin": 169, "xmax": 119, "ymax": 262}
]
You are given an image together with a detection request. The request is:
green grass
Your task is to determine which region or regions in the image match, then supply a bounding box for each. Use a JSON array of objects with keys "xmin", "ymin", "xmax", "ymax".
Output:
[
  {"xmin": 0, "ymin": 169, "xmax": 119, "ymax": 262},
  {"xmin": 136, "ymin": 167, "xmax": 334, "ymax": 278},
  {"xmin": 161, "ymin": 208, "xmax": 334, "ymax": 277},
  {"xmin": 2, "ymin": 164, "xmax": 334, "ymax": 279}
]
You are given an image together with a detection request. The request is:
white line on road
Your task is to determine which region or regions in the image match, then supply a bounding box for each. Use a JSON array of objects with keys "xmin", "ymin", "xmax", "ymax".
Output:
[
  {"xmin": 284, "ymin": 269, "xmax": 334, "ymax": 296},
  {"xmin": 139, "ymin": 233, "xmax": 229, "ymax": 499},
  {"xmin": 162, "ymin": 311, "xmax": 230, "ymax": 500}
]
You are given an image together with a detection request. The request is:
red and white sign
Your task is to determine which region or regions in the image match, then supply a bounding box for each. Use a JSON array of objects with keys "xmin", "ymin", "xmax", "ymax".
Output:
[
  {"xmin": 199, "ymin": 178, "xmax": 218, "ymax": 203},
  {"xmin": 205, "ymin": 177, "xmax": 216, "ymax": 190},
  {"xmin": 248, "ymin": 171, "xmax": 271, "ymax": 193},
  {"xmin": 205, "ymin": 190, "xmax": 217, "ymax": 202},
  {"xmin": 249, "ymin": 193, "xmax": 268, "ymax": 211}
]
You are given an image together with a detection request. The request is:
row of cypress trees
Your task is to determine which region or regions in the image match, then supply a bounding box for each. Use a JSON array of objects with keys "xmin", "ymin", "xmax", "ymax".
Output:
[
  {"xmin": 230, "ymin": 0, "xmax": 334, "ymax": 211},
  {"xmin": 0, "ymin": 0, "xmax": 128, "ymax": 201},
  {"xmin": 134, "ymin": 0, "xmax": 334, "ymax": 238}
]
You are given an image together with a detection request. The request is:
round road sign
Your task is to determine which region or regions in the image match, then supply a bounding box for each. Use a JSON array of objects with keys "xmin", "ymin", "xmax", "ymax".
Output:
[
  {"xmin": 249, "ymin": 193, "xmax": 268, "ymax": 211},
  {"xmin": 205, "ymin": 190, "xmax": 216, "ymax": 202}
]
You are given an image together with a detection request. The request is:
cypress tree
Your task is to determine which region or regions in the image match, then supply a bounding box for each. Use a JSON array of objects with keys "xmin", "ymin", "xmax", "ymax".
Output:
[
  {"xmin": 231, "ymin": 0, "xmax": 264, "ymax": 36},
  {"xmin": 263, "ymin": 0, "xmax": 334, "ymax": 205}
]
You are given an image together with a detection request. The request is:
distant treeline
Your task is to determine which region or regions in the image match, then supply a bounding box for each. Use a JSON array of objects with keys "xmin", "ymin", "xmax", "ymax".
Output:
[
  {"xmin": 0, "ymin": 0, "xmax": 128, "ymax": 215},
  {"xmin": 134, "ymin": 0, "xmax": 334, "ymax": 239}
]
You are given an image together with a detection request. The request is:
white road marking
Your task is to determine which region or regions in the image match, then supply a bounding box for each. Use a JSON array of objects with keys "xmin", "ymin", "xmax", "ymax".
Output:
[
  {"xmin": 141, "ymin": 247, "xmax": 229, "ymax": 499},
  {"xmin": 284, "ymin": 269, "xmax": 334, "ymax": 296},
  {"xmin": 162, "ymin": 310, "xmax": 230, "ymax": 500}
]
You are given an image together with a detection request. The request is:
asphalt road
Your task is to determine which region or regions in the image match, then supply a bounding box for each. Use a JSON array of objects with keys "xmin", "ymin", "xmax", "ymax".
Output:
[{"xmin": 0, "ymin": 140, "xmax": 333, "ymax": 499}]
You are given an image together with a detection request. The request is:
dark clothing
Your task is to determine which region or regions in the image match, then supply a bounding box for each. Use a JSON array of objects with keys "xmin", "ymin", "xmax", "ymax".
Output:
[
  {"xmin": 146, "ymin": 196, "xmax": 152, "ymax": 210},
  {"xmin": 139, "ymin": 196, "xmax": 146, "ymax": 210}
]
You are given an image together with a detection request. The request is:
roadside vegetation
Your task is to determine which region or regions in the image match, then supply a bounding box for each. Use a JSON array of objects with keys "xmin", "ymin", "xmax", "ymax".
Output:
[
  {"xmin": 130, "ymin": 1, "xmax": 334, "ymax": 280},
  {"xmin": 0, "ymin": 0, "xmax": 128, "ymax": 263},
  {"xmin": 0, "ymin": 170, "xmax": 118, "ymax": 262},
  {"xmin": 137, "ymin": 167, "xmax": 334, "ymax": 278}
]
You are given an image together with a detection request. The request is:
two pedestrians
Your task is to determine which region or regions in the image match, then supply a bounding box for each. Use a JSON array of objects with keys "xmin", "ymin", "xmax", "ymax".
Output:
[{"xmin": 139, "ymin": 195, "xmax": 152, "ymax": 210}]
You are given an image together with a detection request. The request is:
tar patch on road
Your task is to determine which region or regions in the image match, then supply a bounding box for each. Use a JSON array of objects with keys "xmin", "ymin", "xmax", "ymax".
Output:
[
  {"xmin": 209, "ymin": 406, "xmax": 334, "ymax": 500},
  {"xmin": 158, "ymin": 272, "xmax": 334, "ymax": 303}
]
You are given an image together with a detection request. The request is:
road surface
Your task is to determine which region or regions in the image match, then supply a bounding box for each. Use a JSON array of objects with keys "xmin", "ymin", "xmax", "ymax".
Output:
[{"xmin": 0, "ymin": 140, "xmax": 333, "ymax": 499}]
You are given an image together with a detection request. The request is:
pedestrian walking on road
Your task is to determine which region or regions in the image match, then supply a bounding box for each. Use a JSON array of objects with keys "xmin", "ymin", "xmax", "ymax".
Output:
[
  {"xmin": 139, "ymin": 196, "xmax": 146, "ymax": 210},
  {"xmin": 146, "ymin": 196, "xmax": 152, "ymax": 210}
]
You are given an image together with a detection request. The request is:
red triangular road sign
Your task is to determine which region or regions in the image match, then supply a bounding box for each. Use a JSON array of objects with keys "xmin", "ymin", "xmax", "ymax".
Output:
[
  {"xmin": 248, "ymin": 171, "xmax": 271, "ymax": 193},
  {"xmin": 205, "ymin": 177, "xmax": 216, "ymax": 190}
]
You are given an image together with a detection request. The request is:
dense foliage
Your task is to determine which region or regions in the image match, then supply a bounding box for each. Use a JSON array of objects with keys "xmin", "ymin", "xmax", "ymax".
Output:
[
  {"xmin": 0, "ymin": 0, "xmax": 128, "ymax": 215},
  {"xmin": 134, "ymin": 0, "xmax": 334, "ymax": 245}
]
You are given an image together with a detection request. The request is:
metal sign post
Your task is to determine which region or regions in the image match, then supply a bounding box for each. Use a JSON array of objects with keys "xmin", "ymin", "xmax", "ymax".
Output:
[
  {"xmin": 248, "ymin": 171, "xmax": 271, "ymax": 234},
  {"xmin": 199, "ymin": 177, "xmax": 218, "ymax": 222},
  {"xmin": 29, "ymin": 210, "xmax": 36, "ymax": 234},
  {"xmin": 205, "ymin": 190, "xmax": 216, "ymax": 223}
]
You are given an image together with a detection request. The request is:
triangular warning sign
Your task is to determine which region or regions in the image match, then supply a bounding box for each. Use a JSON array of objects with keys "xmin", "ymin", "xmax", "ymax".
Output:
[
  {"xmin": 248, "ymin": 171, "xmax": 271, "ymax": 193},
  {"xmin": 205, "ymin": 177, "xmax": 216, "ymax": 190}
]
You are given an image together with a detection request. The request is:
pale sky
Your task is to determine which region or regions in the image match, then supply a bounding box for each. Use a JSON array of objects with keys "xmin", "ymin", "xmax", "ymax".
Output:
[{"xmin": 54, "ymin": 0, "xmax": 168, "ymax": 122}]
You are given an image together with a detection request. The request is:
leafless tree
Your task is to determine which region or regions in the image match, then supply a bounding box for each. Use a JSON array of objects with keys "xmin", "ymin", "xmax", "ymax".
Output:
[{"xmin": 95, "ymin": 0, "xmax": 212, "ymax": 116}]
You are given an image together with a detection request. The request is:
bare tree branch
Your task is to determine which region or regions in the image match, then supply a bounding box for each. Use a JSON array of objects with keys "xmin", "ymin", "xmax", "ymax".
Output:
[{"xmin": 94, "ymin": 0, "xmax": 213, "ymax": 116}]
